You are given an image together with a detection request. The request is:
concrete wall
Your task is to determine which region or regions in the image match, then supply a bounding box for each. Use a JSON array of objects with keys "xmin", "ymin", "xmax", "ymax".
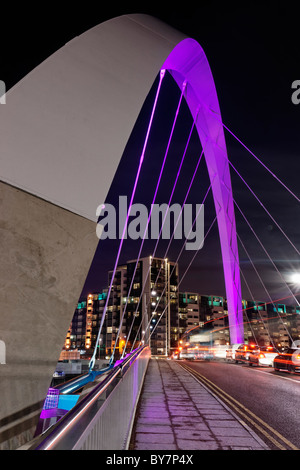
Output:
[{"xmin": 0, "ymin": 182, "xmax": 98, "ymax": 449}]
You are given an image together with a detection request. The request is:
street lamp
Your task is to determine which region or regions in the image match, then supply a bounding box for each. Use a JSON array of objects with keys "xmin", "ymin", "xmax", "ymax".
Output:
[{"xmin": 290, "ymin": 273, "xmax": 300, "ymax": 285}]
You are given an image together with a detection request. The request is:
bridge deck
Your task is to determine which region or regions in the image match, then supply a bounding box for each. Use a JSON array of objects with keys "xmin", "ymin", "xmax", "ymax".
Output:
[{"xmin": 129, "ymin": 358, "xmax": 267, "ymax": 450}]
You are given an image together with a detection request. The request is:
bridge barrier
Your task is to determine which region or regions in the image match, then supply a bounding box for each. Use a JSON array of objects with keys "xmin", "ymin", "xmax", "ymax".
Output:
[{"xmin": 21, "ymin": 346, "xmax": 151, "ymax": 450}]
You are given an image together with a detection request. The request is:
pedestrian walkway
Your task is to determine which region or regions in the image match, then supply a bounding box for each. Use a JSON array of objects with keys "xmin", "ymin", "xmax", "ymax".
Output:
[{"xmin": 130, "ymin": 358, "xmax": 268, "ymax": 450}]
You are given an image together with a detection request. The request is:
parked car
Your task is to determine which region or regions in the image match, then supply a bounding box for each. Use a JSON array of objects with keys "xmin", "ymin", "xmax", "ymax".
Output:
[
  {"xmin": 234, "ymin": 343, "xmax": 257, "ymax": 363},
  {"xmin": 248, "ymin": 346, "xmax": 279, "ymax": 367},
  {"xmin": 273, "ymin": 347, "xmax": 300, "ymax": 374}
]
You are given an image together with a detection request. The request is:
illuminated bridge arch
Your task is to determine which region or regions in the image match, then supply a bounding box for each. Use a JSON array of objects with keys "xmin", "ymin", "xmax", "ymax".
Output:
[
  {"xmin": 0, "ymin": 14, "xmax": 243, "ymax": 446},
  {"xmin": 161, "ymin": 40, "xmax": 243, "ymax": 344}
]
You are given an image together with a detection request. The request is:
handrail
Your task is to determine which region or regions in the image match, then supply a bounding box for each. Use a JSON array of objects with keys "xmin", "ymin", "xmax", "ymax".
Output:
[
  {"xmin": 56, "ymin": 363, "xmax": 113, "ymax": 395},
  {"xmin": 27, "ymin": 346, "xmax": 147, "ymax": 450}
]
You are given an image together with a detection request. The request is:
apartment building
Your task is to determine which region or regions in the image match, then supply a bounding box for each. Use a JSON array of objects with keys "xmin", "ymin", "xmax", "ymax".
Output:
[{"xmin": 62, "ymin": 258, "xmax": 300, "ymax": 359}]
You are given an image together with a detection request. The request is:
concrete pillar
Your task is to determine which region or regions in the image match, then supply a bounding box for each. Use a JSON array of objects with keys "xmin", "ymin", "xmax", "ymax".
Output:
[{"xmin": 0, "ymin": 182, "xmax": 98, "ymax": 449}]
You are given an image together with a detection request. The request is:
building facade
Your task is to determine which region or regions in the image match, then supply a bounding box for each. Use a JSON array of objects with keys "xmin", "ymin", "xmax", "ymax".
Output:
[
  {"xmin": 63, "ymin": 292, "xmax": 108, "ymax": 359},
  {"xmin": 62, "ymin": 257, "xmax": 300, "ymax": 359},
  {"xmin": 63, "ymin": 257, "xmax": 179, "ymax": 358},
  {"xmin": 179, "ymin": 293, "xmax": 201, "ymax": 334},
  {"xmin": 184, "ymin": 295, "xmax": 300, "ymax": 350},
  {"xmin": 106, "ymin": 257, "xmax": 179, "ymax": 356}
]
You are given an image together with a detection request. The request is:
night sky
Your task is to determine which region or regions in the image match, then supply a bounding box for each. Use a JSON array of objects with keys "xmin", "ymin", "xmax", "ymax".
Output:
[{"xmin": 2, "ymin": 2, "xmax": 300, "ymax": 305}]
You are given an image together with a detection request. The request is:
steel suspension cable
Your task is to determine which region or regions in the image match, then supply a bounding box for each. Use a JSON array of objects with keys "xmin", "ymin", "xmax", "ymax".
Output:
[
  {"xmin": 200, "ymin": 118, "xmax": 297, "ymax": 346},
  {"xmin": 134, "ymin": 125, "xmax": 205, "ymax": 319},
  {"xmin": 196, "ymin": 119, "xmax": 300, "ymax": 258},
  {"xmin": 233, "ymin": 197, "xmax": 300, "ymax": 307},
  {"xmin": 123, "ymin": 124, "xmax": 207, "ymax": 356},
  {"xmin": 122, "ymin": 98, "xmax": 299, "ymax": 354},
  {"xmin": 221, "ymin": 147, "xmax": 300, "ymax": 342},
  {"xmin": 122, "ymin": 118, "xmax": 201, "ymax": 357},
  {"xmin": 226, "ymin": 158, "xmax": 300, "ymax": 257},
  {"xmin": 146, "ymin": 212, "xmax": 219, "ymax": 347},
  {"xmin": 195, "ymin": 119, "xmax": 299, "ymax": 344},
  {"xmin": 196, "ymin": 119, "xmax": 300, "ymax": 268},
  {"xmin": 206, "ymin": 107, "xmax": 300, "ymax": 204},
  {"xmin": 225, "ymin": 242, "xmax": 276, "ymax": 348},
  {"xmin": 236, "ymin": 232, "xmax": 294, "ymax": 344},
  {"xmin": 136, "ymin": 182, "xmax": 216, "ymax": 350},
  {"xmin": 88, "ymin": 69, "xmax": 166, "ymax": 371},
  {"xmin": 131, "ymin": 181, "xmax": 213, "ymax": 351},
  {"xmin": 111, "ymin": 79, "xmax": 187, "ymax": 361},
  {"xmin": 126, "ymin": 136, "xmax": 207, "ymax": 353},
  {"xmin": 237, "ymin": 260, "xmax": 269, "ymax": 346}
]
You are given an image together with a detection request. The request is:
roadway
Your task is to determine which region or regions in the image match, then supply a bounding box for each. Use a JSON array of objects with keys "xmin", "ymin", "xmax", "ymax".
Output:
[{"xmin": 179, "ymin": 358, "xmax": 300, "ymax": 450}]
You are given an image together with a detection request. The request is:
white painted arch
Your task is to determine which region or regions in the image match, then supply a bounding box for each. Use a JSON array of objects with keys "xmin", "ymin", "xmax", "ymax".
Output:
[{"xmin": 0, "ymin": 15, "xmax": 186, "ymax": 221}]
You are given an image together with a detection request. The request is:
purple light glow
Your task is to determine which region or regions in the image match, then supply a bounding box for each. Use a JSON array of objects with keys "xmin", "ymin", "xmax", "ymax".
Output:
[
  {"xmin": 162, "ymin": 39, "xmax": 244, "ymax": 344},
  {"xmin": 40, "ymin": 408, "xmax": 66, "ymax": 420},
  {"xmin": 43, "ymin": 387, "xmax": 59, "ymax": 410}
]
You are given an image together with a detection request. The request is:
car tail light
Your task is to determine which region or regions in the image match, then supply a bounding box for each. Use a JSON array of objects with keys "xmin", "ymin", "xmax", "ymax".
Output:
[{"xmin": 259, "ymin": 353, "xmax": 265, "ymax": 359}]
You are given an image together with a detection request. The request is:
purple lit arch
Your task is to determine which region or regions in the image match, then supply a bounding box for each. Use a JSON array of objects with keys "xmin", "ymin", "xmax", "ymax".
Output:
[{"xmin": 162, "ymin": 40, "xmax": 244, "ymax": 344}]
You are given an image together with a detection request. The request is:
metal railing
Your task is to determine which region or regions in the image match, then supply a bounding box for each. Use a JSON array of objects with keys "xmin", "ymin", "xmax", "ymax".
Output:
[{"xmin": 24, "ymin": 346, "xmax": 151, "ymax": 450}]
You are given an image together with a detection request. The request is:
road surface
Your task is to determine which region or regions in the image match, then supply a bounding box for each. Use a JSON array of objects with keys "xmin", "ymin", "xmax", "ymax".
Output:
[{"xmin": 179, "ymin": 359, "xmax": 300, "ymax": 450}]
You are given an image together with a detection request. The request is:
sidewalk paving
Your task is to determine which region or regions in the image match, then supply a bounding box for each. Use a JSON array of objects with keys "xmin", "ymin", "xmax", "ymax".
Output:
[{"xmin": 130, "ymin": 358, "xmax": 268, "ymax": 450}]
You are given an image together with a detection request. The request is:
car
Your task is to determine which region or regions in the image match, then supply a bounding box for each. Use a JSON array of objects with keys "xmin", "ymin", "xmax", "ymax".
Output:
[
  {"xmin": 273, "ymin": 347, "xmax": 300, "ymax": 374},
  {"xmin": 226, "ymin": 343, "xmax": 243, "ymax": 362},
  {"xmin": 248, "ymin": 346, "xmax": 279, "ymax": 367},
  {"xmin": 196, "ymin": 348, "xmax": 214, "ymax": 361},
  {"xmin": 234, "ymin": 343, "xmax": 258, "ymax": 364},
  {"xmin": 213, "ymin": 345, "xmax": 228, "ymax": 360}
]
